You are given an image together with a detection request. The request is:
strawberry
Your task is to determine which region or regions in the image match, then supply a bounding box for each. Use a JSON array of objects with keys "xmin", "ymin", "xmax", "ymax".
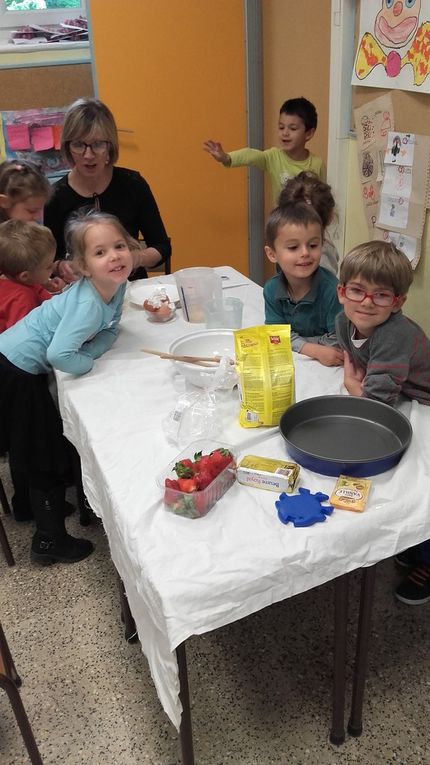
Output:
[
  {"xmin": 178, "ymin": 477, "xmax": 198, "ymax": 493},
  {"xmin": 195, "ymin": 467, "xmax": 214, "ymax": 491},
  {"xmin": 174, "ymin": 459, "xmax": 194, "ymax": 478},
  {"xmin": 193, "ymin": 491, "xmax": 208, "ymax": 515},
  {"xmin": 164, "ymin": 478, "xmax": 180, "ymax": 506},
  {"xmin": 194, "ymin": 452, "xmax": 215, "ymax": 474},
  {"xmin": 209, "ymin": 448, "xmax": 233, "ymax": 475}
]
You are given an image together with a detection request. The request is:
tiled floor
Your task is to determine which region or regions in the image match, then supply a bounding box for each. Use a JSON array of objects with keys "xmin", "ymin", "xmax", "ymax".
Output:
[{"xmin": 1, "ymin": 460, "xmax": 430, "ymax": 765}]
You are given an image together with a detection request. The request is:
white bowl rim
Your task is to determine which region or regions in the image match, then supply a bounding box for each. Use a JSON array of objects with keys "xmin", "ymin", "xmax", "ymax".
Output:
[{"xmin": 169, "ymin": 329, "xmax": 235, "ymax": 371}]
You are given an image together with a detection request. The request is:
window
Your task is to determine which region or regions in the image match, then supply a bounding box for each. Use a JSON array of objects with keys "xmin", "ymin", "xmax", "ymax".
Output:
[{"xmin": 0, "ymin": 0, "xmax": 86, "ymax": 27}]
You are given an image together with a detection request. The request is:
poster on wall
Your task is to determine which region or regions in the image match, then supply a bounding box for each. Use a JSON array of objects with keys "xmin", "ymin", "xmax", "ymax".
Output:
[
  {"xmin": 352, "ymin": 0, "xmax": 430, "ymax": 93},
  {"xmin": 0, "ymin": 108, "xmax": 68, "ymax": 180}
]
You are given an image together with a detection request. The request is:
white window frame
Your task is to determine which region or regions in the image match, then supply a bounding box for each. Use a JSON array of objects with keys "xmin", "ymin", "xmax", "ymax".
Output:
[
  {"xmin": 0, "ymin": 0, "xmax": 86, "ymax": 28},
  {"xmin": 327, "ymin": 0, "xmax": 356, "ymax": 259}
]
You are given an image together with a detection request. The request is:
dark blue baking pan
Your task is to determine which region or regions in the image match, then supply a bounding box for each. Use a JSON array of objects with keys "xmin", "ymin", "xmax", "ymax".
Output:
[{"xmin": 279, "ymin": 395, "xmax": 412, "ymax": 477}]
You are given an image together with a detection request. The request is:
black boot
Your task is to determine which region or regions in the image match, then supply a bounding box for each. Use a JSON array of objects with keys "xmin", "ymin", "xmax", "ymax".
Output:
[
  {"xmin": 9, "ymin": 464, "xmax": 33, "ymax": 522},
  {"xmin": 30, "ymin": 485, "xmax": 94, "ymax": 565},
  {"xmin": 9, "ymin": 464, "xmax": 75, "ymax": 522}
]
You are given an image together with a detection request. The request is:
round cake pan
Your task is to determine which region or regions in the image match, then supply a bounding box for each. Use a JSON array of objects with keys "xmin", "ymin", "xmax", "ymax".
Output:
[{"xmin": 279, "ymin": 395, "xmax": 412, "ymax": 477}]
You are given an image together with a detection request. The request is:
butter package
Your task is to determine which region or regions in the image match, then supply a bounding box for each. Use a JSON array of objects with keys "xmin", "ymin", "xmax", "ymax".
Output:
[
  {"xmin": 236, "ymin": 455, "xmax": 300, "ymax": 493},
  {"xmin": 329, "ymin": 475, "xmax": 371, "ymax": 512}
]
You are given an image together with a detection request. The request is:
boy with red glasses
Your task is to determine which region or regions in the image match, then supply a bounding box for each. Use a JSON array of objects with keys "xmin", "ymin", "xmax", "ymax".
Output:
[
  {"xmin": 336, "ymin": 241, "xmax": 430, "ymax": 606},
  {"xmin": 336, "ymin": 240, "xmax": 430, "ymax": 406}
]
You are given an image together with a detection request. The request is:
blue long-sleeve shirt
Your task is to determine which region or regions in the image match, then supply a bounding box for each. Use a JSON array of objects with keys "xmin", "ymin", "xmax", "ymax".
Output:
[{"xmin": 0, "ymin": 279, "xmax": 126, "ymax": 376}]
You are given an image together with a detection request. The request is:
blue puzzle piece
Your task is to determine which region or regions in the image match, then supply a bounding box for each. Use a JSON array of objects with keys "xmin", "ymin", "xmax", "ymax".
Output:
[{"xmin": 275, "ymin": 487, "xmax": 333, "ymax": 527}]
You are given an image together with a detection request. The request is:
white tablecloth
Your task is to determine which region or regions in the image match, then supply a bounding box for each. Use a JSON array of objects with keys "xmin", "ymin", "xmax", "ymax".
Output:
[{"xmin": 56, "ymin": 267, "xmax": 430, "ymax": 729}]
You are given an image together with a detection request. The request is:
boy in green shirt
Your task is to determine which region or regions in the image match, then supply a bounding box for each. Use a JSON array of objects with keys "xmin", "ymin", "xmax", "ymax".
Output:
[{"xmin": 204, "ymin": 97, "xmax": 325, "ymax": 203}]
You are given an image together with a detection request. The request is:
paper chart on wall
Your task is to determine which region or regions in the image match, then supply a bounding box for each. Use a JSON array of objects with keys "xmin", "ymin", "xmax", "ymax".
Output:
[
  {"xmin": 354, "ymin": 94, "xmax": 395, "ymax": 154},
  {"xmin": 382, "ymin": 165, "xmax": 413, "ymax": 197},
  {"xmin": 372, "ymin": 229, "xmax": 419, "ymax": 266},
  {"xmin": 378, "ymin": 195, "xmax": 410, "ymax": 230},
  {"xmin": 384, "ymin": 132, "xmax": 415, "ymax": 166}
]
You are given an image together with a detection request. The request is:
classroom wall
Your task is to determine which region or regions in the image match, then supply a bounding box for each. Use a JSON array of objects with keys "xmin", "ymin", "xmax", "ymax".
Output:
[
  {"xmin": 0, "ymin": 64, "xmax": 93, "ymax": 111},
  {"xmin": 89, "ymin": 1, "xmax": 332, "ymax": 278},
  {"xmin": 89, "ymin": 0, "xmax": 248, "ymax": 275},
  {"xmin": 262, "ymin": 0, "xmax": 331, "ymax": 279},
  {"xmin": 345, "ymin": 136, "xmax": 430, "ymax": 335}
]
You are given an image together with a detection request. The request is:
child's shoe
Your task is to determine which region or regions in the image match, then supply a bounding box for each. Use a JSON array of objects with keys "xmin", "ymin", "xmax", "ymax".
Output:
[
  {"xmin": 31, "ymin": 532, "xmax": 94, "ymax": 565},
  {"xmin": 29, "ymin": 484, "xmax": 93, "ymax": 565},
  {"xmin": 395, "ymin": 564, "xmax": 430, "ymax": 605}
]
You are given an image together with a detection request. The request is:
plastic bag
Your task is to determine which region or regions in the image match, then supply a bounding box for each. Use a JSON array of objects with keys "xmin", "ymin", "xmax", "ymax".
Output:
[{"xmin": 162, "ymin": 358, "xmax": 235, "ymax": 446}]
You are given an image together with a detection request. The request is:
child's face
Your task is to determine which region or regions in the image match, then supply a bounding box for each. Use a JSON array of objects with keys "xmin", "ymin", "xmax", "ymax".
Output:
[
  {"xmin": 278, "ymin": 113, "xmax": 315, "ymax": 158},
  {"xmin": 81, "ymin": 222, "xmax": 134, "ymax": 298},
  {"xmin": 265, "ymin": 222, "xmax": 321, "ymax": 281},
  {"xmin": 25, "ymin": 252, "xmax": 56, "ymax": 286},
  {"xmin": 4, "ymin": 195, "xmax": 46, "ymax": 223},
  {"xmin": 337, "ymin": 276, "xmax": 406, "ymax": 338}
]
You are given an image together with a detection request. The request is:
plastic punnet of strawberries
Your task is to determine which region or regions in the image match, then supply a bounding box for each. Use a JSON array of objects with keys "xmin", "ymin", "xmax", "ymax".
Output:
[{"xmin": 164, "ymin": 448, "xmax": 236, "ymax": 518}]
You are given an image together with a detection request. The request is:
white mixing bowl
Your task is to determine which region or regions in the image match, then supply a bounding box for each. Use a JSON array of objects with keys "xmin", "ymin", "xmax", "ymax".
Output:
[{"xmin": 169, "ymin": 329, "xmax": 237, "ymax": 388}]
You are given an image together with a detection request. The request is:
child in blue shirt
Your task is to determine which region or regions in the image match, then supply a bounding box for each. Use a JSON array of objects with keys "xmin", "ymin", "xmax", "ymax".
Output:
[
  {"xmin": 0, "ymin": 211, "xmax": 138, "ymax": 565},
  {"xmin": 263, "ymin": 202, "xmax": 343, "ymax": 366}
]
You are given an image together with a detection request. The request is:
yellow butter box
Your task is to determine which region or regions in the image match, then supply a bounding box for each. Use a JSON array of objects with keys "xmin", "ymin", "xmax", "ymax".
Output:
[
  {"xmin": 329, "ymin": 475, "xmax": 371, "ymax": 513},
  {"xmin": 236, "ymin": 455, "xmax": 300, "ymax": 493}
]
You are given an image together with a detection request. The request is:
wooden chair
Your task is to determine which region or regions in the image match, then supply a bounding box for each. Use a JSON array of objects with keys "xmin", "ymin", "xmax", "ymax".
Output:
[
  {"xmin": 0, "ymin": 475, "xmax": 11, "ymax": 516},
  {"xmin": 0, "ymin": 472, "xmax": 14, "ymax": 566},
  {"xmin": 0, "ymin": 623, "xmax": 43, "ymax": 764}
]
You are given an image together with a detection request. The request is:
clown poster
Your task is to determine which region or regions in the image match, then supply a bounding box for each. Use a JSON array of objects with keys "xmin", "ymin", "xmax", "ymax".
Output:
[{"xmin": 352, "ymin": 0, "xmax": 430, "ymax": 93}]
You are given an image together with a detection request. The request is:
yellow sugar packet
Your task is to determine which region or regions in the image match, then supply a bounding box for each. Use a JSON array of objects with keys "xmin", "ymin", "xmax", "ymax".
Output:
[
  {"xmin": 234, "ymin": 324, "xmax": 295, "ymax": 428},
  {"xmin": 329, "ymin": 475, "xmax": 372, "ymax": 513}
]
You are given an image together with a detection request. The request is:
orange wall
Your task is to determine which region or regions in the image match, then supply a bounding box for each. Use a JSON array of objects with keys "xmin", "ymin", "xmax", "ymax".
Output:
[
  {"xmin": 89, "ymin": 0, "xmax": 248, "ymax": 274},
  {"xmin": 262, "ymin": 0, "xmax": 331, "ymax": 280}
]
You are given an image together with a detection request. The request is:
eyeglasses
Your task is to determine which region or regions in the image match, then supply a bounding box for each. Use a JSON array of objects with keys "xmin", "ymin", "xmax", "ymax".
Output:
[
  {"xmin": 340, "ymin": 284, "xmax": 399, "ymax": 307},
  {"xmin": 69, "ymin": 140, "xmax": 110, "ymax": 156}
]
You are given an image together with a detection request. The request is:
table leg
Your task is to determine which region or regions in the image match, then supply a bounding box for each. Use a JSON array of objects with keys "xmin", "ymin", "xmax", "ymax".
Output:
[
  {"xmin": 330, "ymin": 573, "xmax": 349, "ymax": 745},
  {"xmin": 348, "ymin": 564, "xmax": 377, "ymax": 737},
  {"xmin": 116, "ymin": 573, "xmax": 138, "ymax": 643},
  {"xmin": 176, "ymin": 642, "xmax": 195, "ymax": 765}
]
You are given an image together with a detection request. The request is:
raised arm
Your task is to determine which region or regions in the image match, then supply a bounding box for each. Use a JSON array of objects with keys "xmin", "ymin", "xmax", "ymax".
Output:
[{"xmin": 203, "ymin": 140, "xmax": 231, "ymax": 166}]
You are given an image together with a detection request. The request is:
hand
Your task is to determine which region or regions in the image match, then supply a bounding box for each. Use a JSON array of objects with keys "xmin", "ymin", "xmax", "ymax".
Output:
[
  {"xmin": 343, "ymin": 350, "xmax": 365, "ymax": 396},
  {"xmin": 44, "ymin": 276, "xmax": 66, "ymax": 293},
  {"xmin": 56, "ymin": 260, "xmax": 79, "ymax": 284},
  {"xmin": 301, "ymin": 344, "xmax": 344, "ymax": 367},
  {"xmin": 203, "ymin": 139, "xmax": 230, "ymax": 166}
]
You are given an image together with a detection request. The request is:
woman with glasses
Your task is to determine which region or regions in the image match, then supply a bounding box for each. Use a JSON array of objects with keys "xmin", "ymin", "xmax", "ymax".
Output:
[{"xmin": 44, "ymin": 98, "xmax": 171, "ymax": 282}]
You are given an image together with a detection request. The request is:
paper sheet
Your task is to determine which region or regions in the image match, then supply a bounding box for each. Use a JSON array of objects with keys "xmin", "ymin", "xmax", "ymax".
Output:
[
  {"xmin": 31, "ymin": 126, "xmax": 54, "ymax": 151},
  {"xmin": 6, "ymin": 123, "xmax": 31, "ymax": 150}
]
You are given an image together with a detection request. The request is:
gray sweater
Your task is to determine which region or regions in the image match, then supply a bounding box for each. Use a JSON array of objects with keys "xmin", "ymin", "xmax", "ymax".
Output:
[{"xmin": 336, "ymin": 310, "xmax": 430, "ymax": 406}]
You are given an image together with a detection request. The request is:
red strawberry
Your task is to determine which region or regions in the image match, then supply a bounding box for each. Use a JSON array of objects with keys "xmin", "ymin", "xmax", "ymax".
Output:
[
  {"xmin": 174, "ymin": 459, "xmax": 194, "ymax": 478},
  {"xmin": 195, "ymin": 467, "xmax": 214, "ymax": 490},
  {"xmin": 178, "ymin": 477, "xmax": 198, "ymax": 493},
  {"xmin": 164, "ymin": 478, "xmax": 180, "ymax": 506},
  {"xmin": 209, "ymin": 448, "xmax": 233, "ymax": 476},
  {"xmin": 193, "ymin": 491, "xmax": 208, "ymax": 515}
]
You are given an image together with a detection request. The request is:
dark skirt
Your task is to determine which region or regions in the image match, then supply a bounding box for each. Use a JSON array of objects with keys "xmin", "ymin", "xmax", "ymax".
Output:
[{"xmin": 0, "ymin": 353, "xmax": 70, "ymax": 479}]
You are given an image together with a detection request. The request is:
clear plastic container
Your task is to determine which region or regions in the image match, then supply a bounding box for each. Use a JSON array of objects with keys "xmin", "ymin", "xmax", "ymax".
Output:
[{"xmin": 157, "ymin": 439, "xmax": 236, "ymax": 518}]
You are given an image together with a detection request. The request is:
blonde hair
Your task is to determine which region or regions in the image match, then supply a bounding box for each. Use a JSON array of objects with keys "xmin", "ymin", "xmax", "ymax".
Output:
[
  {"xmin": 64, "ymin": 210, "xmax": 140, "ymax": 270},
  {"xmin": 0, "ymin": 160, "xmax": 51, "ymax": 222},
  {"xmin": 0, "ymin": 219, "xmax": 56, "ymax": 276},
  {"xmin": 278, "ymin": 171, "xmax": 335, "ymax": 229},
  {"xmin": 61, "ymin": 98, "xmax": 119, "ymax": 166},
  {"xmin": 340, "ymin": 241, "xmax": 413, "ymax": 295}
]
